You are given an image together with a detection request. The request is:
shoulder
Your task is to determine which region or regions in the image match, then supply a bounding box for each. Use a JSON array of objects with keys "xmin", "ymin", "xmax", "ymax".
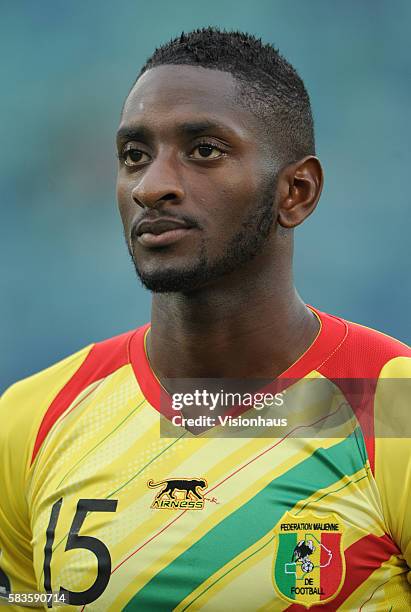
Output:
[
  {"xmin": 2, "ymin": 328, "xmax": 139, "ymax": 401},
  {"xmin": 315, "ymin": 309, "xmax": 410, "ymax": 379},
  {"xmin": 313, "ymin": 310, "xmax": 410, "ymax": 480},
  {"xmin": 347, "ymin": 319, "xmax": 410, "ymax": 378},
  {"xmin": 0, "ymin": 328, "xmax": 141, "ymax": 470},
  {"xmin": 344, "ymin": 317, "xmax": 410, "ymax": 357},
  {"xmin": 0, "ymin": 344, "xmax": 93, "ymax": 435}
]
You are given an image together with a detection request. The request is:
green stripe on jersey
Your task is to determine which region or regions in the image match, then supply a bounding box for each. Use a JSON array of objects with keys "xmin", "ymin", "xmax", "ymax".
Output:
[
  {"xmin": 125, "ymin": 429, "xmax": 366, "ymax": 611},
  {"xmin": 275, "ymin": 532, "xmax": 297, "ymax": 599}
]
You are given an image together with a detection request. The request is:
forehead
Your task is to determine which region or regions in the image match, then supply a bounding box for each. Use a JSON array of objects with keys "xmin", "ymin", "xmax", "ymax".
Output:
[{"xmin": 120, "ymin": 65, "xmax": 260, "ymax": 137}]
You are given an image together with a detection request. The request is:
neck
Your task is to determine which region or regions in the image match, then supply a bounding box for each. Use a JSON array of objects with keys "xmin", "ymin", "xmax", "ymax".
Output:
[{"xmin": 146, "ymin": 252, "xmax": 319, "ymax": 382}]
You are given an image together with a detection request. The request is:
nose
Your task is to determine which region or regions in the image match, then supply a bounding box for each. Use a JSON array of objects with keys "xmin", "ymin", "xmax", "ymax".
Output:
[{"xmin": 131, "ymin": 154, "xmax": 185, "ymax": 209}]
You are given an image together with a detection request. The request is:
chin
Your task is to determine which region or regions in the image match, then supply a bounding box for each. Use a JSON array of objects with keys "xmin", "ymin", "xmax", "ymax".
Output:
[
  {"xmin": 133, "ymin": 246, "xmax": 212, "ymax": 293},
  {"xmin": 136, "ymin": 265, "xmax": 208, "ymax": 294}
]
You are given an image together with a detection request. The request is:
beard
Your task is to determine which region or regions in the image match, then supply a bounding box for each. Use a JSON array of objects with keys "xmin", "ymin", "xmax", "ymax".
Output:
[{"xmin": 127, "ymin": 178, "xmax": 276, "ymax": 294}]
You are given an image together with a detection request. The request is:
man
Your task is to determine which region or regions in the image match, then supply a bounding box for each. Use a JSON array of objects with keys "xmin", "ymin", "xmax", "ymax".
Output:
[{"xmin": 1, "ymin": 28, "xmax": 410, "ymax": 611}]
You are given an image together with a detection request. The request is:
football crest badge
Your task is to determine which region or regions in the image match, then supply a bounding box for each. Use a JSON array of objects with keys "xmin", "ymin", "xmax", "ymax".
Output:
[{"xmin": 273, "ymin": 512, "xmax": 345, "ymax": 607}]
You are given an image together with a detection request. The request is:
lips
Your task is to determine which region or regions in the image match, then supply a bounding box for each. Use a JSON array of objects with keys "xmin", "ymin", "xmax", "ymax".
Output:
[
  {"xmin": 134, "ymin": 217, "xmax": 196, "ymax": 248},
  {"xmin": 136, "ymin": 218, "xmax": 192, "ymax": 236}
]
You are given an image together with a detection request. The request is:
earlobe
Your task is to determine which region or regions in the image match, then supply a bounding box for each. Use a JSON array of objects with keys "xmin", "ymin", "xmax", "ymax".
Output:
[{"xmin": 277, "ymin": 156, "xmax": 324, "ymax": 229}]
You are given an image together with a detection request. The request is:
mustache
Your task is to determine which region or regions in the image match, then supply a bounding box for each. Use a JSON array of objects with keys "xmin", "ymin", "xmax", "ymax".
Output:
[{"xmin": 130, "ymin": 212, "xmax": 201, "ymax": 241}]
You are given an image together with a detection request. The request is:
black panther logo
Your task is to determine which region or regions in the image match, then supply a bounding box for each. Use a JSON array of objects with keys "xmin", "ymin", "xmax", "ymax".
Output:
[{"xmin": 147, "ymin": 478, "xmax": 207, "ymax": 502}]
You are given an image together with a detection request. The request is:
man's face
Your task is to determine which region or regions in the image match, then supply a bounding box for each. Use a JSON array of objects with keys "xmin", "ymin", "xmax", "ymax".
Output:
[{"xmin": 116, "ymin": 65, "xmax": 280, "ymax": 293}]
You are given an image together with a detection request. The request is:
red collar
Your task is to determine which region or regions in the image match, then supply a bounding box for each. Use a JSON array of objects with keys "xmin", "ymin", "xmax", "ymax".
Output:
[{"xmin": 128, "ymin": 305, "xmax": 347, "ymax": 419}]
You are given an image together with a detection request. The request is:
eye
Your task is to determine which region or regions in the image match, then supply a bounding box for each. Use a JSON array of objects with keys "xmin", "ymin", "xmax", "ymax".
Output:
[
  {"xmin": 190, "ymin": 143, "xmax": 224, "ymax": 160},
  {"xmin": 121, "ymin": 144, "xmax": 151, "ymax": 167}
]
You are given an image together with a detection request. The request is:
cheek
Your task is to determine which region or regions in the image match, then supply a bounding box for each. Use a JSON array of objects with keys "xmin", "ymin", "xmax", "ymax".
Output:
[
  {"xmin": 200, "ymin": 188, "xmax": 253, "ymax": 252},
  {"xmin": 194, "ymin": 166, "xmax": 250, "ymax": 217},
  {"xmin": 116, "ymin": 177, "xmax": 133, "ymax": 230},
  {"xmin": 211, "ymin": 177, "xmax": 256, "ymax": 225}
]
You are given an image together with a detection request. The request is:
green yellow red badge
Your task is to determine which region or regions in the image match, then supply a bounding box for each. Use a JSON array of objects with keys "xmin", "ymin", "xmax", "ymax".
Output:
[{"xmin": 273, "ymin": 511, "xmax": 345, "ymax": 607}]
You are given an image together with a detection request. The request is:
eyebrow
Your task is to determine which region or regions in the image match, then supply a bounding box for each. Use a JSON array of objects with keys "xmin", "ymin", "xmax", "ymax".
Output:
[
  {"xmin": 116, "ymin": 126, "xmax": 151, "ymax": 144},
  {"xmin": 116, "ymin": 120, "xmax": 233, "ymax": 144}
]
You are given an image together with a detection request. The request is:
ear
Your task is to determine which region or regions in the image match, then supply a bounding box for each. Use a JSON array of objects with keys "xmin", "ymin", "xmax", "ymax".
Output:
[{"xmin": 276, "ymin": 156, "xmax": 324, "ymax": 229}]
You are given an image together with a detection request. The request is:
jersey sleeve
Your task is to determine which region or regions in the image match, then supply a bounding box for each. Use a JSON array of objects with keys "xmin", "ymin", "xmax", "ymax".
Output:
[
  {"xmin": 0, "ymin": 346, "xmax": 92, "ymax": 606},
  {"xmin": 0, "ymin": 381, "xmax": 40, "ymax": 599},
  {"xmin": 374, "ymin": 355, "xmax": 411, "ymax": 583}
]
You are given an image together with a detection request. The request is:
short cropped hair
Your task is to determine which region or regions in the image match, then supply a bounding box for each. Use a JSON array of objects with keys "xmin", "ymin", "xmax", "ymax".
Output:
[{"xmin": 137, "ymin": 27, "xmax": 315, "ymax": 164}]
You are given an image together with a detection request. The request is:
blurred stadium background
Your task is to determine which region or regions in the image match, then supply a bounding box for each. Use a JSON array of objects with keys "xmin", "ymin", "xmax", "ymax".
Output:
[{"xmin": 1, "ymin": 0, "xmax": 410, "ymax": 391}]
